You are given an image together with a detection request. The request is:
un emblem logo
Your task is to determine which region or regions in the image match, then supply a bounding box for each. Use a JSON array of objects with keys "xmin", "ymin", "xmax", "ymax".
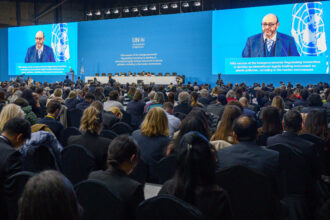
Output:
[
  {"xmin": 291, "ymin": 2, "xmax": 327, "ymax": 56},
  {"xmin": 51, "ymin": 23, "xmax": 70, "ymax": 62}
]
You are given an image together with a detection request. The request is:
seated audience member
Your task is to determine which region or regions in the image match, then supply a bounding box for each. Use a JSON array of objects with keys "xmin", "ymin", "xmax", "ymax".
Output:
[
  {"xmin": 211, "ymin": 105, "xmax": 242, "ymax": 145},
  {"xmin": 145, "ymin": 92, "xmax": 164, "ymax": 112},
  {"xmin": 132, "ymin": 107, "xmax": 170, "ymax": 182},
  {"xmin": 159, "ymin": 131, "xmax": 233, "ymax": 220},
  {"xmin": 48, "ymin": 88, "xmax": 65, "ymax": 105},
  {"xmin": 301, "ymin": 93, "xmax": 326, "ymax": 114},
  {"xmin": 226, "ymin": 90, "xmax": 236, "ymax": 103},
  {"xmin": 35, "ymin": 87, "xmax": 48, "ymax": 107},
  {"xmin": 166, "ymin": 110, "xmax": 210, "ymax": 156},
  {"xmin": 280, "ymin": 89, "xmax": 294, "ymax": 109},
  {"xmin": 0, "ymin": 118, "xmax": 31, "ymax": 219},
  {"xmin": 88, "ymin": 135, "xmax": 144, "ymax": 218},
  {"xmin": 104, "ymin": 90, "xmax": 123, "ymax": 111},
  {"xmin": 198, "ymin": 89, "xmax": 210, "ymax": 106},
  {"xmin": 21, "ymin": 89, "xmax": 42, "ymax": 117},
  {"xmin": 267, "ymin": 110, "xmax": 320, "ymax": 179},
  {"xmin": 293, "ymin": 89, "xmax": 309, "ymax": 107},
  {"xmin": 65, "ymin": 90, "xmax": 80, "ymax": 111},
  {"xmin": 257, "ymin": 106, "xmax": 283, "ymax": 146},
  {"xmin": 162, "ymin": 102, "xmax": 181, "ymax": 138},
  {"xmin": 126, "ymin": 91, "xmax": 145, "ymax": 129},
  {"xmin": 174, "ymin": 91, "xmax": 192, "ymax": 115},
  {"xmin": 108, "ymin": 107, "xmax": 123, "ymax": 121},
  {"xmin": 76, "ymin": 92, "xmax": 95, "ymax": 111},
  {"xmin": 217, "ymin": 115, "xmax": 279, "ymax": 180},
  {"xmin": 38, "ymin": 100, "xmax": 64, "ymax": 140},
  {"xmin": 239, "ymin": 97, "xmax": 256, "ymax": 119},
  {"xmin": 14, "ymin": 98, "xmax": 38, "ymax": 125},
  {"xmin": 68, "ymin": 106, "xmax": 111, "ymax": 170},
  {"xmin": 207, "ymin": 94, "xmax": 227, "ymax": 119},
  {"xmin": 143, "ymin": 91, "xmax": 156, "ymax": 112},
  {"xmin": 272, "ymin": 96, "xmax": 286, "ymax": 119},
  {"xmin": 18, "ymin": 170, "xmax": 81, "ymax": 220},
  {"xmin": 190, "ymin": 91, "xmax": 203, "ymax": 108},
  {"xmin": 0, "ymin": 104, "xmax": 25, "ymax": 131}
]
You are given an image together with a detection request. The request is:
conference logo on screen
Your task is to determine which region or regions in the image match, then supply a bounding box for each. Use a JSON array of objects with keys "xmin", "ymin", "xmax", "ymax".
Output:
[
  {"xmin": 51, "ymin": 23, "xmax": 70, "ymax": 62},
  {"xmin": 291, "ymin": 2, "xmax": 329, "ymax": 73}
]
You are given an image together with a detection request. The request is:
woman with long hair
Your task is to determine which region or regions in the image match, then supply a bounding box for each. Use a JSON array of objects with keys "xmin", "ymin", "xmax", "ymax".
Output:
[
  {"xmin": 67, "ymin": 106, "xmax": 111, "ymax": 170},
  {"xmin": 271, "ymin": 96, "xmax": 285, "ymax": 119},
  {"xmin": 126, "ymin": 90, "xmax": 145, "ymax": 129},
  {"xmin": 0, "ymin": 104, "xmax": 25, "ymax": 131},
  {"xmin": 190, "ymin": 91, "xmax": 203, "ymax": 107},
  {"xmin": 211, "ymin": 105, "xmax": 242, "ymax": 144},
  {"xmin": 132, "ymin": 107, "xmax": 170, "ymax": 182},
  {"xmin": 257, "ymin": 106, "xmax": 283, "ymax": 146},
  {"xmin": 159, "ymin": 132, "xmax": 233, "ymax": 220}
]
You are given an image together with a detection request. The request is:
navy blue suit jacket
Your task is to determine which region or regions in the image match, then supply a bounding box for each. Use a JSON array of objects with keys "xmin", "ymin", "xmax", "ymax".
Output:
[
  {"xmin": 242, "ymin": 32, "xmax": 300, "ymax": 57},
  {"xmin": 25, "ymin": 45, "xmax": 56, "ymax": 63}
]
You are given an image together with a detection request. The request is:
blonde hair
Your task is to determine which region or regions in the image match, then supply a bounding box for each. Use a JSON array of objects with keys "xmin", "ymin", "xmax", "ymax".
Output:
[
  {"xmin": 108, "ymin": 107, "xmax": 123, "ymax": 119},
  {"xmin": 79, "ymin": 106, "xmax": 102, "ymax": 133},
  {"xmin": 54, "ymin": 88, "xmax": 63, "ymax": 98},
  {"xmin": 271, "ymin": 96, "xmax": 285, "ymax": 115},
  {"xmin": 0, "ymin": 104, "xmax": 25, "ymax": 131},
  {"xmin": 68, "ymin": 90, "xmax": 77, "ymax": 99},
  {"xmin": 141, "ymin": 107, "xmax": 169, "ymax": 137}
]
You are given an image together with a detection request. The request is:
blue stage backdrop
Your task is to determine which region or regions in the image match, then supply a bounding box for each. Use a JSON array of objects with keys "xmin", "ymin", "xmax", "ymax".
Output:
[
  {"xmin": 8, "ymin": 22, "xmax": 78, "ymax": 82},
  {"xmin": 0, "ymin": 28, "xmax": 8, "ymax": 82},
  {"xmin": 213, "ymin": 1, "xmax": 330, "ymax": 85},
  {"xmin": 78, "ymin": 11, "xmax": 212, "ymax": 84}
]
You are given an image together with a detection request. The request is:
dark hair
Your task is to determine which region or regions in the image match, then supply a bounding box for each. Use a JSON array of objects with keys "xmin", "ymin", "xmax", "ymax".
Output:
[
  {"xmin": 163, "ymin": 102, "xmax": 174, "ymax": 110},
  {"xmin": 167, "ymin": 92, "xmax": 175, "ymax": 105},
  {"xmin": 21, "ymin": 89, "xmax": 36, "ymax": 107},
  {"xmin": 284, "ymin": 110, "xmax": 302, "ymax": 133},
  {"xmin": 133, "ymin": 90, "xmax": 142, "ymax": 101},
  {"xmin": 0, "ymin": 90, "xmax": 6, "ymax": 100},
  {"xmin": 304, "ymin": 110, "xmax": 327, "ymax": 139},
  {"xmin": 107, "ymin": 135, "xmax": 140, "ymax": 168},
  {"xmin": 46, "ymin": 100, "xmax": 61, "ymax": 114},
  {"xmin": 18, "ymin": 170, "xmax": 81, "ymax": 220},
  {"xmin": 227, "ymin": 100, "xmax": 244, "ymax": 112},
  {"xmin": 170, "ymin": 131, "xmax": 216, "ymax": 204},
  {"xmin": 85, "ymin": 93, "xmax": 95, "ymax": 101},
  {"xmin": 109, "ymin": 90, "xmax": 119, "ymax": 101},
  {"xmin": 308, "ymin": 94, "xmax": 323, "ymax": 107},
  {"xmin": 233, "ymin": 115, "xmax": 258, "ymax": 142},
  {"xmin": 2, "ymin": 117, "xmax": 31, "ymax": 140},
  {"xmin": 260, "ymin": 106, "xmax": 283, "ymax": 136},
  {"xmin": 300, "ymin": 89, "xmax": 309, "ymax": 100},
  {"xmin": 14, "ymin": 98, "xmax": 29, "ymax": 108}
]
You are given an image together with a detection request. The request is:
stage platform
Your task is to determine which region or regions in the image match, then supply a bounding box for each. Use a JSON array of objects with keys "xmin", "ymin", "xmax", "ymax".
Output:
[{"xmin": 85, "ymin": 75, "xmax": 177, "ymax": 85}]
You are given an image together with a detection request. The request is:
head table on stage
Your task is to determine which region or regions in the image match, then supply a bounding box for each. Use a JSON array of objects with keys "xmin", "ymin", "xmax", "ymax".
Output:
[{"xmin": 84, "ymin": 75, "xmax": 178, "ymax": 85}]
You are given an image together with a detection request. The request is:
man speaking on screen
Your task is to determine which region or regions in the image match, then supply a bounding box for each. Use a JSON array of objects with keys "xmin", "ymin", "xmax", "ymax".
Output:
[
  {"xmin": 242, "ymin": 13, "xmax": 300, "ymax": 57},
  {"xmin": 25, "ymin": 31, "xmax": 56, "ymax": 63}
]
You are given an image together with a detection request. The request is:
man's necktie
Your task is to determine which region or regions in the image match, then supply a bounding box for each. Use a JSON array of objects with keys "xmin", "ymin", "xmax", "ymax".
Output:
[
  {"xmin": 266, "ymin": 39, "xmax": 273, "ymax": 52},
  {"xmin": 37, "ymin": 50, "xmax": 42, "ymax": 59}
]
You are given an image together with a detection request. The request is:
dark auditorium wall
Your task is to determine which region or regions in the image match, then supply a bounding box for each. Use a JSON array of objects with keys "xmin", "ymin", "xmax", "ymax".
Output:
[{"xmin": 0, "ymin": 28, "xmax": 8, "ymax": 81}]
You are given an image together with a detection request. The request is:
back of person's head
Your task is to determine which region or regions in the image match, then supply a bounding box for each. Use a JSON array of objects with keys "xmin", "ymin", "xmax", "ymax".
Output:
[
  {"xmin": 18, "ymin": 170, "xmax": 81, "ymax": 220},
  {"xmin": 80, "ymin": 106, "xmax": 102, "ymax": 134},
  {"xmin": 85, "ymin": 93, "xmax": 95, "ymax": 102},
  {"xmin": 233, "ymin": 115, "xmax": 258, "ymax": 142},
  {"xmin": 54, "ymin": 88, "xmax": 63, "ymax": 98},
  {"xmin": 141, "ymin": 107, "xmax": 169, "ymax": 137},
  {"xmin": 133, "ymin": 90, "xmax": 142, "ymax": 101},
  {"xmin": 68, "ymin": 90, "xmax": 77, "ymax": 99},
  {"xmin": 226, "ymin": 90, "xmax": 235, "ymax": 98},
  {"xmin": 300, "ymin": 89, "xmax": 309, "ymax": 100},
  {"xmin": 153, "ymin": 92, "xmax": 164, "ymax": 104},
  {"xmin": 0, "ymin": 89, "xmax": 6, "ymax": 100},
  {"xmin": 14, "ymin": 98, "xmax": 29, "ymax": 108},
  {"xmin": 304, "ymin": 110, "xmax": 327, "ymax": 139},
  {"xmin": 272, "ymin": 96, "xmax": 285, "ymax": 113},
  {"xmin": 284, "ymin": 110, "xmax": 302, "ymax": 133},
  {"xmin": 308, "ymin": 93, "xmax": 323, "ymax": 107},
  {"xmin": 211, "ymin": 105, "xmax": 242, "ymax": 143},
  {"xmin": 261, "ymin": 106, "xmax": 283, "ymax": 136},
  {"xmin": 190, "ymin": 91, "xmax": 199, "ymax": 103},
  {"xmin": 163, "ymin": 102, "xmax": 174, "ymax": 112},
  {"xmin": 200, "ymin": 89, "xmax": 208, "ymax": 97},
  {"xmin": 107, "ymin": 135, "xmax": 140, "ymax": 172},
  {"xmin": 227, "ymin": 100, "xmax": 244, "ymax": 112},
  {"xmin": 90, "ymin": 100, "xmax": 103, "ymax": 112},
  {"xmin": 46, "ymin": 100, "xmax": 61, "ymax": 114},
  {"xmin": 21, "ymin": 89, "xmax": 34, "ymax": 103},
  {"xmin": 178, "ymin": 91, "xmax": 189, "ymax": 104},
  {"xmin": 239, "ymin": 97, "xmax": 248, "ymax": 107},
  {"xmin": 172, "ymin": 131, "xmax": 215, "ymax": 203},
  {"xmin": 109, "ymin": 90, "xmax": 119, "ymax": 101},
  {"xmin": 0, "ymin": 104, "xmax": 25, "ymax": 131},
  {"xmin": 108, "ymin": 107, "xmax": 122, "ymax": 119},
  {"xmin": 2, "ymin": 117, "xmax": 31, "ymax": 141},
  {"xmin": 217, "ymin": 94, "xmax": 227, "ymax": 105}
]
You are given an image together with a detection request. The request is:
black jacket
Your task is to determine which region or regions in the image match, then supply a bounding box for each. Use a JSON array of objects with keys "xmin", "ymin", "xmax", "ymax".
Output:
[
  {"xmin": 88, "ymin": 167, "xmax": 144, "ymax": 219},
  {"xmin": 174, "ymin": 103, "xmax": 192, "ymax": 115},
  {"xmin": 68, "ymin": 132, "xmax": 111, "ymax": 170}
]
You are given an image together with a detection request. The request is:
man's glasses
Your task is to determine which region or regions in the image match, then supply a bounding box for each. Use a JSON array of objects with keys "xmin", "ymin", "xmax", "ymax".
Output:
[
  {"xmin": 261, "ymin": 22, "xmax": 277, "ymax": 27},
  {"xmin": 35, "ymin": 37, "xmax": 44, "ymax": 40}
]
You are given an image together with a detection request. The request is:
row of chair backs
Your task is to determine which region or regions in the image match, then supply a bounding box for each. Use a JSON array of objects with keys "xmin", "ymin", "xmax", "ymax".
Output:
[
  {"xmin": 215, "ymin": 165, "xmax": 278, "ymax": 220},
  {"xmin": 156, "ymin": 155, "xmax": 177, "ymax": 184},
  {"xmin": 23, "ymin": 146, "xmax": 61, "ymax": 172},
  {"xmin": 67, "ymin": 108, "xmax": 83, "ymax": 128}
]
